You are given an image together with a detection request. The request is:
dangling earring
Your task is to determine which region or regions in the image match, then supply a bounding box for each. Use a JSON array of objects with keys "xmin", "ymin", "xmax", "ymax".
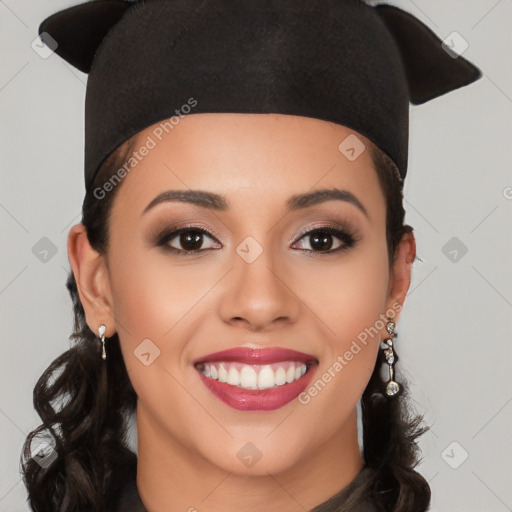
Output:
[
  {"xmin": 383, "ymin": 319, "xmax": 400, "ymax": 397},
  {"xmin": 98, "ymin": 324, "xmax": 107, "ymax": 360}
]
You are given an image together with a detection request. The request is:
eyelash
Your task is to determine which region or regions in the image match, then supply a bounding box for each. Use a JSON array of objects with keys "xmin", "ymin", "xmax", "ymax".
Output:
[{"xmin": 156, "ymin": 223, "xmax": 359, "ymax": 257}]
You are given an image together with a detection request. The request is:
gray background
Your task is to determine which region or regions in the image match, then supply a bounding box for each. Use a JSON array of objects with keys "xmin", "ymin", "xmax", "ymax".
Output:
[{"xmin": 1, "ymin": 1, "xmax": 511, "ymax": 511}]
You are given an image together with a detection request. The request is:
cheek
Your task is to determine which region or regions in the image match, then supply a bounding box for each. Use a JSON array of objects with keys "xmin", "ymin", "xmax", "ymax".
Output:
[
  {"xmin": 294, "ymin": 235, "xmax": 390, "ymax": 415},
  {"xmin": 335, "ymin": 246, "xmax": 390, "ymax": 341},
  {"xmin": 295, "ymin": 233, "xmax": 390, "ymax": 344},
  {"xmin": 107, "ymin": 245, "xmax": 218, "ymax": 440},
  {"xmin": 108, "ymin": 240, "xmax": 213, "ymax": 346},
  {"xmin": 107, "ymin": 242, "xmax": 230, "ymax": 408}
]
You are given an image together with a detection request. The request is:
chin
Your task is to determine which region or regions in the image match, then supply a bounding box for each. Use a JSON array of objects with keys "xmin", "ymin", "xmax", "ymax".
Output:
[{"xmin": 194, "ymin": 429, "xmax": 311, "ymax": 477}]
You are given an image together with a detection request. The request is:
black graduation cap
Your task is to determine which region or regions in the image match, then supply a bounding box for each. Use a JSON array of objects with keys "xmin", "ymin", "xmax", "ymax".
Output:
[{"xmin": 39, "ymin": 0, "xmax": 482, "ymax": 191}]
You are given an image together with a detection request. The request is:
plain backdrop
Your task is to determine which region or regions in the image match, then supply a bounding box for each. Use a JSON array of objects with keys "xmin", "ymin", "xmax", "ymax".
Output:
[{"xmin": 1, "ymin": 1, "xmax": 511, "ymax": 511}]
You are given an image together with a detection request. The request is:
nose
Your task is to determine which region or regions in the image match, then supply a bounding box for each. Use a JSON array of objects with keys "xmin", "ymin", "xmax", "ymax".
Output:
[{"xmin": 217, "ymin": 245, "xmax": 301, "ymax": 332}]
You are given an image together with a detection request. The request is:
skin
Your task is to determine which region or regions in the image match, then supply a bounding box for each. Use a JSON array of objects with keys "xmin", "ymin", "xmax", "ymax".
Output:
[{"xmin": 68, "ymin": 113, "xmax": 415, "ymax": 512}]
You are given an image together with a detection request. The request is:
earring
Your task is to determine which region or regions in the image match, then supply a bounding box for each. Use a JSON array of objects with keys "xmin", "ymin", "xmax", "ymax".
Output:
[
  {"xmin": 98, "ymin": 324, "xmax": 107, "ymax": 360},
  {"xmin": 383, "ymin": 319, "xmax": 400, "ymax": 397}
]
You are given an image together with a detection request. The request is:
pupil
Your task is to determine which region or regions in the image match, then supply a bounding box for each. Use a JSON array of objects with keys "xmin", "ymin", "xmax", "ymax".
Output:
[
  {"xmin": 310, "ymin": 232, "xmax": 332, "ymax": 251},
  {"xmin": 181, "ymin": 231, "xmax": 203, "ymax": 250},
  {"xmin": 177, "ymin": 231, "xmax": 336, "ymax": 252}
]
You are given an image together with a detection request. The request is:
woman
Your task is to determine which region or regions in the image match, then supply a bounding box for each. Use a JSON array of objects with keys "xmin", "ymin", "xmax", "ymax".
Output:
[{"xmin": 21, "ymin": 0, "xmax": 481, "ymax": 511}]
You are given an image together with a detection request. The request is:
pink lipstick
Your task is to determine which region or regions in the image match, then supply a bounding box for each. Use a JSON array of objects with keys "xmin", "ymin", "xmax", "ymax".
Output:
[{"xmin": 194, "ymin": 347, "xmax": 318, "ymax": 411}]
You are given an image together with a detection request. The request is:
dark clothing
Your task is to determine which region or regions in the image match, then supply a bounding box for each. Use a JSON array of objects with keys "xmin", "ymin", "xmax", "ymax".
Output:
[{"xmin": 112, "ymin": 463, "xmax": 378, "ymax": 512}]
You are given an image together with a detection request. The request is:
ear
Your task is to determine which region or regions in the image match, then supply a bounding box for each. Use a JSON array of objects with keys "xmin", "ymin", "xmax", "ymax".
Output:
[
  {"xmin": 384, "ymin": 231, "xmax": 416, "ymax": 324},
  {"xmin": 67, "ymin": 223, "xmax": 116, "ymax": 337}
]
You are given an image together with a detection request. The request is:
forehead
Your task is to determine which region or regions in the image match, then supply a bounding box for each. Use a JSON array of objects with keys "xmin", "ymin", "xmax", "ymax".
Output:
[{"xmin": 110, "ymin": 113, "xmax": 385, "ymax": 221}]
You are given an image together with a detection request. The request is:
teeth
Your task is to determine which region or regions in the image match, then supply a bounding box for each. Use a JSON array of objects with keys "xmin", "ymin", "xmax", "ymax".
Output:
[
  {"xmin": 227, "ymin": 367, "xmax": 240, "ymax": 386},
  {"xmin": 240, "ymin": 366, "xmax": 257, "ymax": 389},
  {"xmin": 258, "ymin": 366, "xmax": 275, "ymax": 389},
  {"xmin": 200, "ymin": 361, "xmax": 309, "ymax": 390},
  {"xmin": 275, "ymin": 367, "xmax": 287, "ymax": 386},
  {"xmin": 218, "ymin": 364, "xmax": 228, "ymax": 382}
]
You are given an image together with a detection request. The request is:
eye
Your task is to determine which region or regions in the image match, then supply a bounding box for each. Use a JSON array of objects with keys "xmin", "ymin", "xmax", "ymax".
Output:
[
  {"xmin": 157, "ymin": 226, "xmax": 220, "ymax": 253},
  {"xmin": 156, "ymin": 224, "xmax": 358, "ymax": 255},
  {"xmin": 292, "ymin": 226, "xmax": 357, "ymax": 254}
]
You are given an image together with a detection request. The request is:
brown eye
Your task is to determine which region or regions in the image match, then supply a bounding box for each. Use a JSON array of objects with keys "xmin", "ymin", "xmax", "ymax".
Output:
[
  {"xmin": 176, "ymin": 231, "xmax": 204, "ymax": 251},
  {"xmin": 157, "ymin": 227, "xmax": 219, "ymax": 253},
  {"xmin": 293, "ymin": 227, "xmax": 356, "ymax": 253}
]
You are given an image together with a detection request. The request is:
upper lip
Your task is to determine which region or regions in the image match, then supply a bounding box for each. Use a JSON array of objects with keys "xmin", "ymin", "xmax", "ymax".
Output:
[{"xmin": 193, "ymin": 347, "xmax": 318, "ymax": 366}]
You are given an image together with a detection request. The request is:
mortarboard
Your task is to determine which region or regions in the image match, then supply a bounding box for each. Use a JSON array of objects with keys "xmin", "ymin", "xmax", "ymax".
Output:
[{"xmin": 39, "ymin": 0, "xmax": 482, "ymax": 191}]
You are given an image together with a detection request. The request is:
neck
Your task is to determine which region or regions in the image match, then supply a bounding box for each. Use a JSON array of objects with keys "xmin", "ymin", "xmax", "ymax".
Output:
[{"xmin": 136, "ymin": 404, "xmax": 364, "ymax": 512}]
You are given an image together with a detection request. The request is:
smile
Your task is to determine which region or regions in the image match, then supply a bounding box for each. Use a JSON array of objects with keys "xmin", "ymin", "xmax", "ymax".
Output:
[
  {"xmin": 193, "ymin": 347, "xmax": 319, "ymax": 411},
  {"xmin": 197, "ymin": 360, "xmax": 309, "ymax": 389}
]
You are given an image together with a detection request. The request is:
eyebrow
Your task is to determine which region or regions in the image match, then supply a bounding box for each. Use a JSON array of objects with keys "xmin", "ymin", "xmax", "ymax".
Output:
[{"xmin": 141, "ymin": 188, "xmax": 368, "ymax": 218}]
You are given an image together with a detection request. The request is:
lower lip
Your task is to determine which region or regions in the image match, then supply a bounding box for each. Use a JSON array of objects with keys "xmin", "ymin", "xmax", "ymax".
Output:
[{"xmin": 196, "ymin": 365, "xmax": 318, "ymax": 411}]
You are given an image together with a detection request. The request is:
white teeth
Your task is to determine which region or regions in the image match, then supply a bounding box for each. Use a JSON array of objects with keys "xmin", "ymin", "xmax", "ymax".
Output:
[
  {"xmin": 227, "ymin": 367, "xmax": 240, "ymax": 386},
  {"xmin": 199, "ymin": 361, "xmax": 309, "ymax": 390},
  {"xmin": 275, "ymin": 367, "xmax": 287, "ymax": 386},
  {"xmin": 258, "ymin": 365, "xmax": 275, "ymax": 389},
  {"xmin": 240, "ymin": 366, "xmax": 258, "ymax": 389},
  {"xmin": 218, "ymin": 364, "xmax": 228, "ymax": 382}
]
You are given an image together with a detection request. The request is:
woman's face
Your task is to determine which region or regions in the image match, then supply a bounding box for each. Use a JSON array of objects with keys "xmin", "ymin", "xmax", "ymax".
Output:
[{"xmin": 74, "ymin": 113, "xmax": 412, "ymax": 476}]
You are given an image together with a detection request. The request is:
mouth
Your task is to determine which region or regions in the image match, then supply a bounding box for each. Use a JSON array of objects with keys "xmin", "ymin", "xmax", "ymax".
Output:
[{"xmin": 193, "ymin": 347, "xmax": 319, "ymax": 411}]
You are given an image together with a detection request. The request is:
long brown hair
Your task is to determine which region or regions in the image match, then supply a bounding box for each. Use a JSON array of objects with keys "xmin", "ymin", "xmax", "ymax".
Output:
[{"xmin": 21, "ymin": 135, "xmax": 430, "ymax": 511}]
